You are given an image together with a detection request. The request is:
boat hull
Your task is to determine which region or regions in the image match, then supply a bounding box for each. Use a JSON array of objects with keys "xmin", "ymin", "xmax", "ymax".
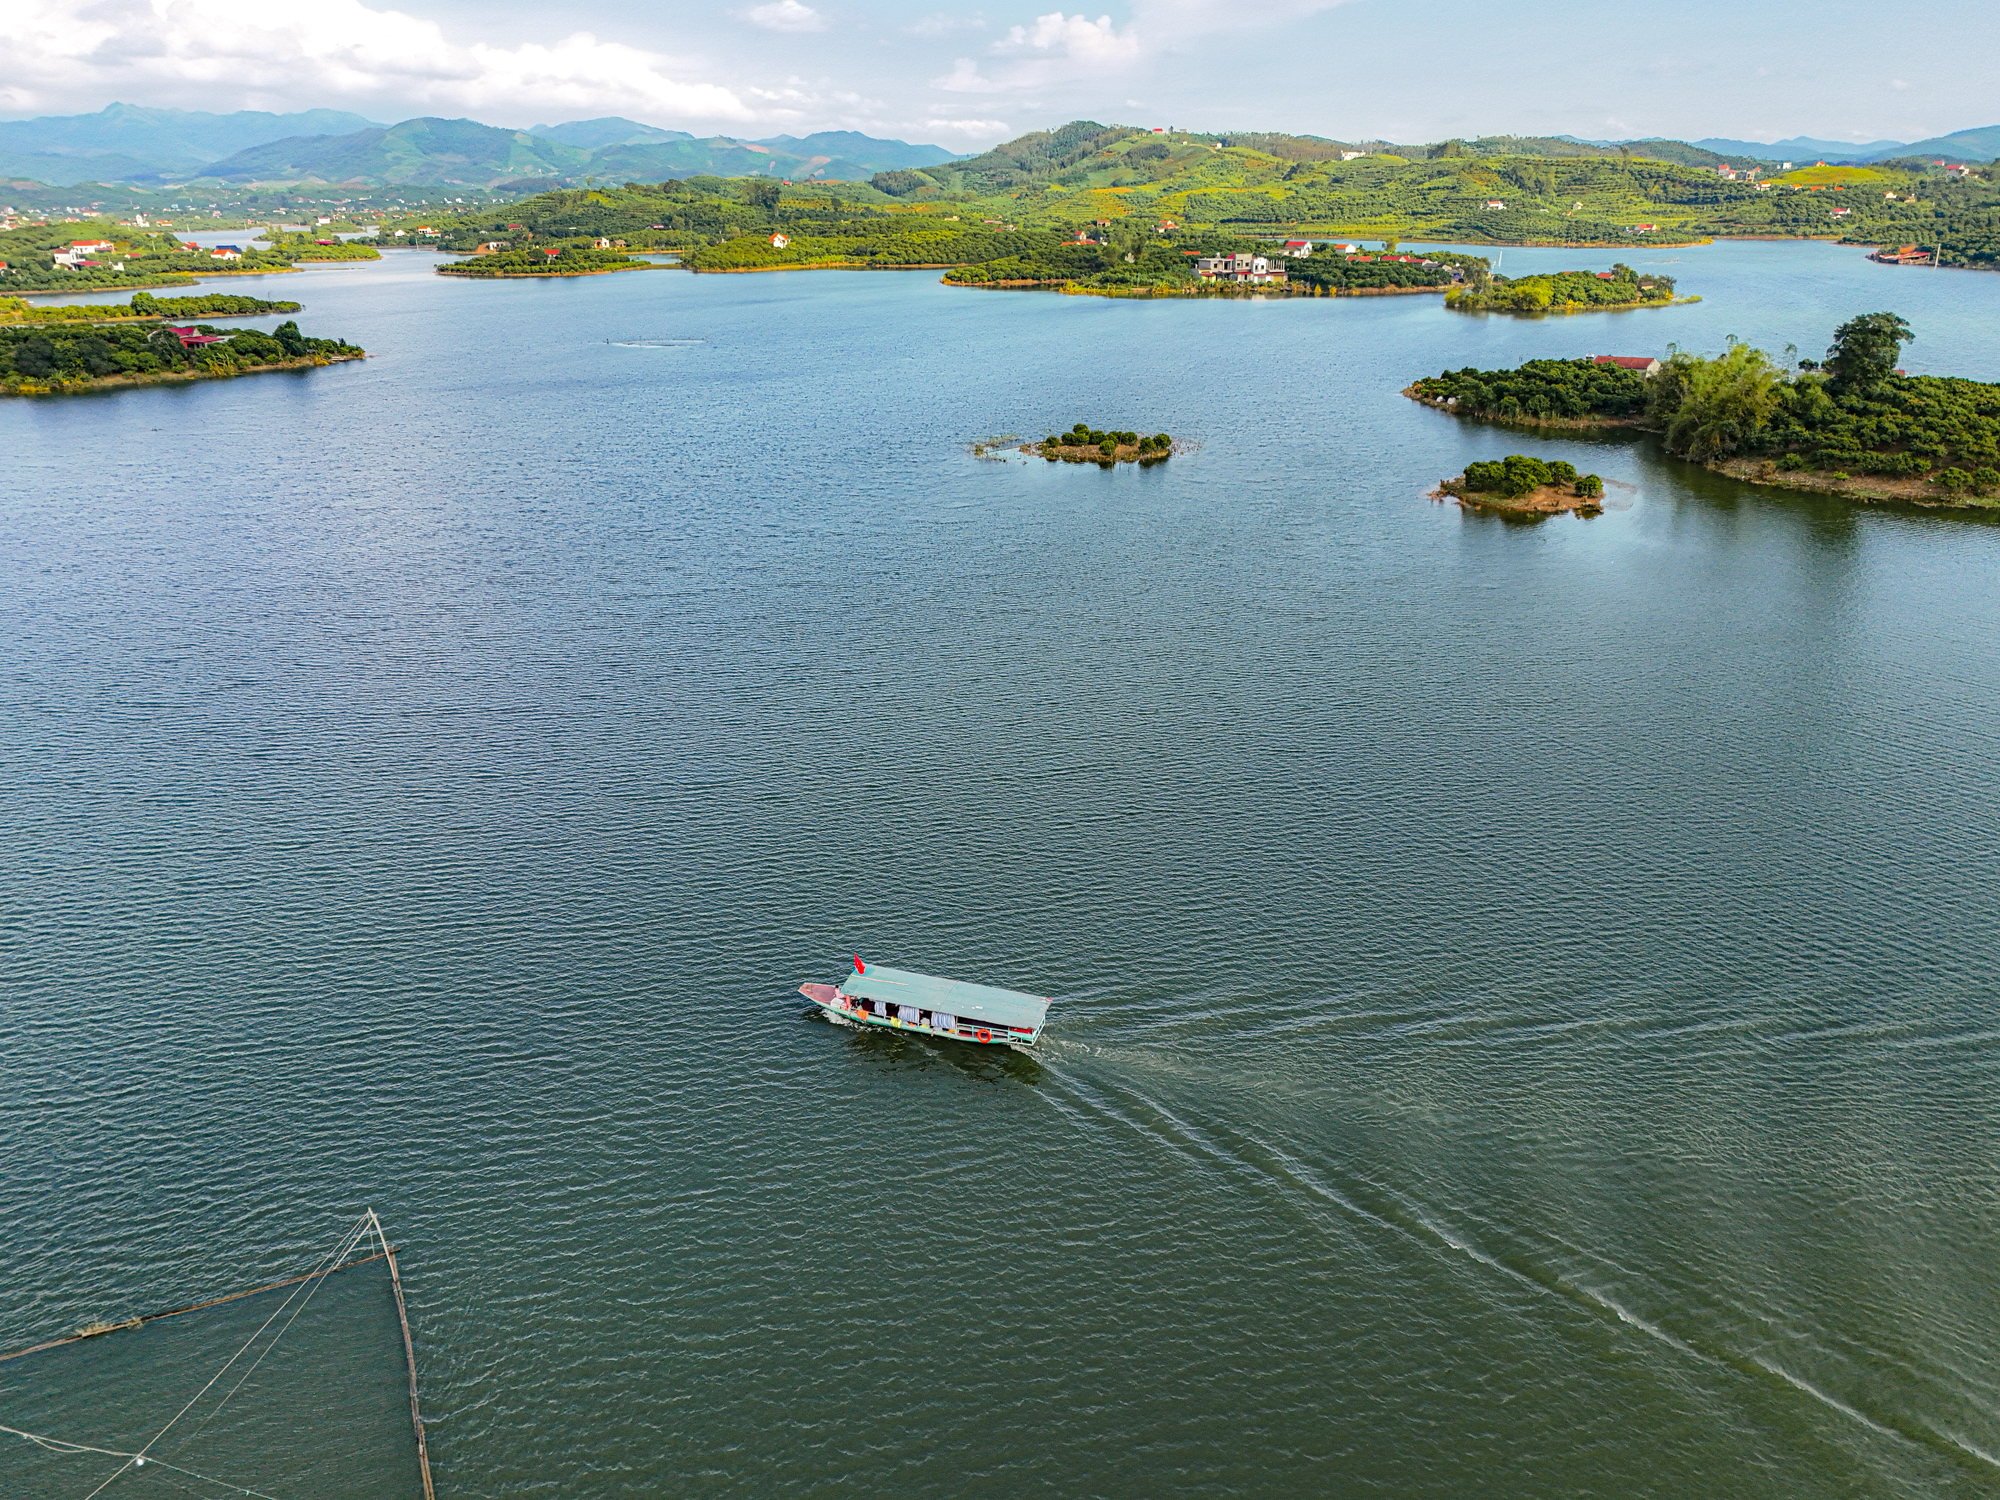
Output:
[{"xmin": 799, "ymin": 986, "xmax": 1035, "ymax": 1048}]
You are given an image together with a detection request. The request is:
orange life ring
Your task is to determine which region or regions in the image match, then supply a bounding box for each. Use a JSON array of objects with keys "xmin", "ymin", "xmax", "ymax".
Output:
[{"xmin": 976, "ymin": 1028, "xmax": 991, "ymax": 1043}]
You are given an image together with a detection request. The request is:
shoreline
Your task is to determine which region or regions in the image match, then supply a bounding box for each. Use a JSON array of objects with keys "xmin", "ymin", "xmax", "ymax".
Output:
[
  {"xmin": 952, "ymin": 279, "xmax": 1449, "ymax": 299},
  {"xmin": 437, "ymin": 263, "xmax": 651, "ymax": 280},
  {"xmin": 1402, "ymin": 387, "xmax": 1652, "ymax": 430},
  {"xmin": 1434, "ymin": 475, "xmax": 1603, "ymax": 518},
  {"xmin": 1446, "ymin": 294, "xmax": 1701, "ymax": 318},
  {"xmin": 4, "ymin": 352, "xmax": 365, "ymax": 398},
  {"xmin": 12, "ymin": 267, "xmax": 307, "ymax": 299},
  {"xmin": 690, "ymin": 262, "xmax": 961, "ymax": 274}
]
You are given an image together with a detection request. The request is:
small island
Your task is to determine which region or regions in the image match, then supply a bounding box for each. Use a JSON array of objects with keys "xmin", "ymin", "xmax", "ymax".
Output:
[
  {"xmin": 3, "ymin": 317, "xmax": 363, "ymax": 397},
  {"xmin": 1405, "ymin": 314, "xmax": 2000, "ymax": 511},
  {"xmin": 1014, "ymin": 423, "xmax": 1181, "ymax": 466},
  {"xmin": 1446, "ymin": 263, "xmax": 1691, "ymax": 315},
  {"xmin": 436, "ymin": 245, "xmax": 651, "ymax": 278},
  {"xmin": 1437, "ymin": 455, "xmax": 1605, "ymax": 517}
]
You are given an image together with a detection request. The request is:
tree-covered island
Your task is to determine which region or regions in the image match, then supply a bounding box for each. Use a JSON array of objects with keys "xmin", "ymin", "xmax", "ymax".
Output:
[
  {"xmin": 1437, "ymin": 455, "xmax": 1606, "ymax": 517},
  {"xmin": 1012, "ymin": 424, "xmax": 1181, "ymax": 464},
  {"xmin": 3, "ymin": 317, "xmax": 362, "ymax": 396},
  {"xmin": 1445, "ymin": 262, "xmax": 1691, "ymax": 314},
  {"xmin": 435, "ymin": 243, "xmax": 652, "ymax": 278},
  {"xmin": 1406, "ymin": 313, "xmax": 2000, "ymax": 509}
]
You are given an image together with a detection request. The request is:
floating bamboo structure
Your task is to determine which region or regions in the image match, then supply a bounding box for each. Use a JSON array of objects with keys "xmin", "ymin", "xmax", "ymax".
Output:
[{"xmin": 0, "ymin": 1211, "xmax": 436, "ymax": 1499}]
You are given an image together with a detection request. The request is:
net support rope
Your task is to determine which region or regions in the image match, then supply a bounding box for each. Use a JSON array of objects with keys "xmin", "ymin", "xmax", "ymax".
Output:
[
  {"xmin": 0, "ymin": 1210, "xmax": 430, "ymax": 1500},
  {"xmin": 0, "ymin": 1423, "xmax": 284, "ymax": 1499}
]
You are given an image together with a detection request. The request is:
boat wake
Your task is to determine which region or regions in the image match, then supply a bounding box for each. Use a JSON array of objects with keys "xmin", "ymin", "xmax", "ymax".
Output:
[{"xmin": 1030, "ymin": 1047, "xmax": 1989, "ymax": 1472}]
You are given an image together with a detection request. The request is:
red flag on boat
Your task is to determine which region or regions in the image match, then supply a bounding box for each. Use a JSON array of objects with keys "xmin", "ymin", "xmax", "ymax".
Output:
[{"xmin": 853, "ymin": 954, "xmax": 866, "ymax": 974}]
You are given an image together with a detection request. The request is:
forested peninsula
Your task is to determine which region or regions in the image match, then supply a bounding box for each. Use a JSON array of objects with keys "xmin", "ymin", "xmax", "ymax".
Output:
[
  {"xmin": 1406, "ymin": 314, "xmax": 2000, "ymax": 509},
  {"xmin": 3, "ymin": 316, "xmax": 362, "ymax": 396},
  {"xmin": 0, "ymin": 221, "xmax": 382, "ymax": 296},
  {"xmin": 1, "ymin": 292, "xmax": 302, "ymax": 324}
]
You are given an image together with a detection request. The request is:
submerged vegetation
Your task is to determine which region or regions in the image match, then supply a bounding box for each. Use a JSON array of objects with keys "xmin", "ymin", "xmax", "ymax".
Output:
[
  {"xmin": 1407, "ymin": 312, "xmax": 2000, "ymax": 507},
  {"xmin": 3, "ymin": 318, "xmax": 362, "ymax": 396},
  {"xmin": 1446, "ymin": 262, "xmax": 1683, "ymax": 314}
]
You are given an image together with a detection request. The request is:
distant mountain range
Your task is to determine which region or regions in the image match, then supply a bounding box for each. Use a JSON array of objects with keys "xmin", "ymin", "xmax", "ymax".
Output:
[
  {"xmin": 0, "ymin": 105, "xmax": 962, "ymax": 189},
  {"xmin": 1, "ymin": 103, "xmax": 1992, "ymax": 195},
  {"xmin": 0, "ymin": 103, "xmax": 386, "ymax": 185},
  {"xmin": 1691, "ymin": 126, "xmax": 2000, "ymax": 162}
]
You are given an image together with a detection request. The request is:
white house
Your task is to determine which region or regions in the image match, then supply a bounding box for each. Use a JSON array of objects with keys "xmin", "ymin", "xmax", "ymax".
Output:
[
  {"xmin": 1282, "ymin": 239, "xmax": 1313, "ymax": 257},
  {"xmin": 769, "ymin": 233, "xmax": 789, "ymax": 248},
  {"xmin": 1194, "ymin": 253, "xmax": 1285, "ymax": 283},
  {"xmin": 1486, "ymin": 200, "xmax": 1506, "ymax": 209}
]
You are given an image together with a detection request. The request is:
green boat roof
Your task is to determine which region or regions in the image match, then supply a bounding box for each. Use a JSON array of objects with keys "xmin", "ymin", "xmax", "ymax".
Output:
[{"xmin": 837, "ymin": 964, "xmax": 1051, "ymax": 1030}]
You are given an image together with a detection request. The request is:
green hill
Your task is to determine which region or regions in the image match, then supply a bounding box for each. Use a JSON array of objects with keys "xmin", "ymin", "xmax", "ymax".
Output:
[
  {"xmin": 383, "ymin": 121, "xmax": 1996, "ymax": 276},
  {"xmin": 196, "ymin": 118, "xmax": 588, "ymax": 187},
  {"xmin": 0, "ymin": 103, "xmax": 384, "ymax": 184}
]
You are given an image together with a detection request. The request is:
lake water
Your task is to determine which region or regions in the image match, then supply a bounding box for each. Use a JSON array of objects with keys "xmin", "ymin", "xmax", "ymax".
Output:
[{"xmin": 3, "ymin": 240, "xmax": 1999, "ymax": 1499}]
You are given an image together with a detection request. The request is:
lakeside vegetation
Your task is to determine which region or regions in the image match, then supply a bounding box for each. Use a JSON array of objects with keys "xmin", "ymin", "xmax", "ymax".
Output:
[
  {"xmin": 0, "ymin": 291, "xmax": 303, "ymax": 323},
  {"xmin": 259, "ymin": 232, "xmax": 381, "ymax": 262},
  {"xmin": 1408, "ymin": 357, "xmax": 1652, "ymax": 421},
  {"xmin": 3, "ymin": 318, "xmax": 362, "ymax": 396},
  {"xmin": 1446, "ymin": 262, "xmax": 1686, "ymax": 314},
  {"xmin": 1407, "ymin": 313, "xmax": 2000, "ymax": 508}
]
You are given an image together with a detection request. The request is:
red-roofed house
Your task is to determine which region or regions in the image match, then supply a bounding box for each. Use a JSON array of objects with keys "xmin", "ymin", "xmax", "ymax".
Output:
[
  {"xmin": 1595, "ymin": 355, "xmax": 1661, "ymax": 376},
  {"xmin": 165, "ymin": 325, "xmax": 228, "ymax": 346}
]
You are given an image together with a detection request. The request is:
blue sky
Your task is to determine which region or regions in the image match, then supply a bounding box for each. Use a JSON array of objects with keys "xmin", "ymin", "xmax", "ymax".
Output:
[{"xmin": 4, "ymin": 0, "xmax": 1996, "ymax": 149}]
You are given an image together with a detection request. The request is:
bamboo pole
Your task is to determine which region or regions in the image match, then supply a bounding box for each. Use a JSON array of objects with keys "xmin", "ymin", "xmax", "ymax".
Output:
[
  {"xmin": 0, "ymin": 1252, "xmax": 389, "ymax": 1365},
  {"xmin": 375, "ymin": 1215, "xmax": 436, "ymax": 1500}
]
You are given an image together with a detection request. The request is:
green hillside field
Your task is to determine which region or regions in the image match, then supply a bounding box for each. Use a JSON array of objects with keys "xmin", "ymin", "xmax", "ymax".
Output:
[{"xmin": 387, "ymin": 122, "xmax": 1998, "ymax": 288}]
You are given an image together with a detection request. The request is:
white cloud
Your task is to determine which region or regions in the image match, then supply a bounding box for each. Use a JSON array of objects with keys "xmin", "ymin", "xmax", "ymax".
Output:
[
  {"xmin": 746, "ymin": 1, "xmax": 828, "ymax": 33},
  {"xmin": 908, "ymin": 12, "xmax": 987, "ymax": 37},
  {"xmin": 1000, "ymin": 11, "xmax": 1138, "ymax": 63},
  {"xmin": 921, "ymin": 115, "xmax": 1011, "ymax": 137},
  {"xmin": 0, "ymin": 0, "xmax": 753, "ymax": 123},
  {"xmin": 935, "ymin": 9, "xmax": 1138, "ymax": 91}
]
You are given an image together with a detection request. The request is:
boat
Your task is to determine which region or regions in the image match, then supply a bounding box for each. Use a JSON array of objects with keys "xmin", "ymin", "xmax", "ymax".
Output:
[{"xmin": 800, "ymin": 958, "xmax": 1051, "ymax": 1048}]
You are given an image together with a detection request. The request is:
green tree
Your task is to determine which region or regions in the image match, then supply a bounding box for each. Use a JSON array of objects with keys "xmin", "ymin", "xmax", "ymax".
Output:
[
  {"xmin": 274, "ymin": 320, "xmax": 309, "ymax": 358},
  {"xmin": 11, "ymin": 336, "xmax": 56, "ymax": 377},
  {"xmin": 1824, "ymin": 311, "xmax": 1912, "ymax": 394},
  {"xmin": 1652, "ymin": 341, "xmax": 1785, "ymax": 460}
]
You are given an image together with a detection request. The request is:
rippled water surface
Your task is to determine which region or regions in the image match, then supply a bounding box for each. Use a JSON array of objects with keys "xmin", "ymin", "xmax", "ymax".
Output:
[{"xmin": 4, "ymin": 241, "xmax": 1999, "ymax": 1499}]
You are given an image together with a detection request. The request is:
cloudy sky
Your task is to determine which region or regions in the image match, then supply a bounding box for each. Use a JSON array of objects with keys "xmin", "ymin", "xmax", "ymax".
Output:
[{"xmin": 4, "ymin": 0, "xmax": 1997, "ymax": 148}]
